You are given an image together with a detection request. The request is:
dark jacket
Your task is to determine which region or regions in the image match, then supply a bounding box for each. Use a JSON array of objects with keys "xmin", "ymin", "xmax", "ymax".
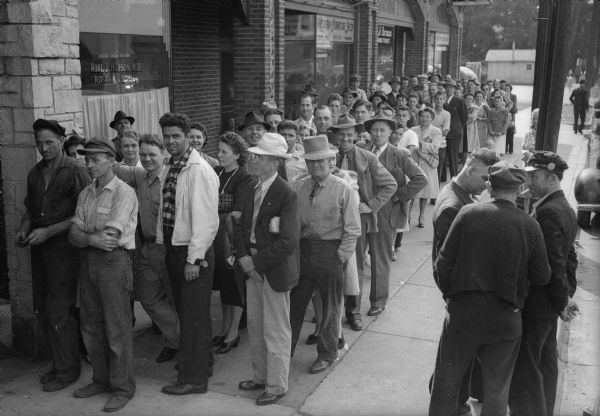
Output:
[
  {"xmin": 235, "ymin": 175, "xmax": 300, "ymax": 292},
  {"xmin": 443, "ymin": 96, "xmax": 468, "ymax": 141},
  {"xmin": 569, "ymin": 87, "xmax": 590, "ymax": 110},
  {"xmin": 523, "ymin": 190, "xmax": 578, "ymax": 319},
  {"xmin": 435, "ymin": 199, "xmax": 551, "ymax": 308}
]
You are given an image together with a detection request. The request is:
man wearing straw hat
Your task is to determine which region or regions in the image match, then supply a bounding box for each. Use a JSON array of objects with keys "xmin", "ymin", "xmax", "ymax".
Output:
[
  {"xmin": 289, "ymin": 135, "xmax": 361, "ymax": 374},
  {"xmin": 235, "ymin": 132, "xmax": 300, "ymax": 406}
]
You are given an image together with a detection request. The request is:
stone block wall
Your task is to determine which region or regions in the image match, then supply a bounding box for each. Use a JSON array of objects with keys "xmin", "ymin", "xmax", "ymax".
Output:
[{"xmin": 0, "ymin": 0, "xmax": 82, "ymax": 355}]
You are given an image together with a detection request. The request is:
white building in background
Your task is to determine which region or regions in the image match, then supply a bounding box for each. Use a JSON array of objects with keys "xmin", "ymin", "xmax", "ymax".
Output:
[{"xmin": 484, "ymin": 49, "xmax": 536, "ymax": 85}]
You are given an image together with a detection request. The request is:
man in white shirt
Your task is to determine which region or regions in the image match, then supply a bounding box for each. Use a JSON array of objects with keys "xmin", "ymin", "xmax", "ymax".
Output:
[
  {"xmin": 392, "ymin": 106, "xmax": 419, "ymax": 151},
  {"xmin": 295, "ymin": 94, "xmax": 318, "ymax": 132},
  {"xmin": 432, "ymin": 92, "xmax": 451, "ymax": 186}
]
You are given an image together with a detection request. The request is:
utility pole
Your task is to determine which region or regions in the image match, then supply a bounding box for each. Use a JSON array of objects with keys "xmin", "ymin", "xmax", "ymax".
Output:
[
  {"xmin": 586, "ymin": 0, "xmax": 600, "ymax": 89},
  {"xmin": 533, "ymin": 0, "xmax": 573, "ymax": 152}
]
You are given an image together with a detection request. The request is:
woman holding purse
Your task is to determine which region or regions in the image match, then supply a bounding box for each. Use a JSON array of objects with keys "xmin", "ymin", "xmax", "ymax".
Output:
[
  {"xmin": 213, "ymin": 132, "xmax": 254, "ymax": 354},
  {"xmin": 409, "ymin": 107, "xmax": 443, "ymax": 228}
]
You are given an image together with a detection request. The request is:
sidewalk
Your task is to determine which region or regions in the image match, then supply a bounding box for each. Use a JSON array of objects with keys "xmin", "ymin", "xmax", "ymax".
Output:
[{"xmin": 0, "ymin": 121, "xmax": 597, "ymax": 416}]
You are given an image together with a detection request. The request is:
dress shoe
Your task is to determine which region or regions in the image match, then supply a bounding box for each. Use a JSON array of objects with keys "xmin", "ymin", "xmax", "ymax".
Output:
[
  {"xmin": 42, "ymin": 378, "xmax": 77, "ymax": 392},
  {"xmin": 103, "ymin": 394, "xmax": 131, "ymax": 412},
  {"xmin": 74, "ymin": 382, "xmax": 109, "ymax": 398},
  {"xmin": 338, "ymin": 336, "xmax": 346, "ymax": 350},
  {"xmin": 367, "ymin": 306, "xmax": 385, "ymax": 316},
  {"xmin": 256, "ymin": 392, "xmax": 285, "ymax": 406},
  {"xmin": 238, "ymin": 380, "xmax": 265, "ymax": 391},
  {"xmin": 39, "ymin": 369, "xmax": 56, "ymax": 384},
  {"xmin": 156, "ymin": 347, "xmax": 177, "ymax": 363},
  {"xmin": 211, "ymin": 335, "xmax": 225, "ymax": 347},
  {"xmin": 309, "ymin": 359, "xmax": 331, "ymax": 374},
  {"xmin": 215, "ymin": 334, "xmax": 240, "ymax": 354},
  {"xmin": 306, "ymin": 334, "xmax": 318, "ymax": 345},
  {"xmin": 349, "ymin": 318, "xmax": 363, "ymax": 331},
  {"xmin": 161, "ymin": 383, "xmax": 207, "ymax": 395}
]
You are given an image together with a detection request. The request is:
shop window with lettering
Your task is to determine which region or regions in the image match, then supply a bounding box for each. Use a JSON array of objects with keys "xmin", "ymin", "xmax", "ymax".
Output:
[
  {"xmin": 429, "ymin": 31, "xmax": 449, "ymax": 76},
  {"xmin": 376, "ymin": 25, "xmax": 394, "ymax": 83},
  {"xmin": 79, "ymin": 0, "xmax": 171, "ymax": 138},
  {"xmin": 285, "ymin": 11, "xmax": 316, "ymax": 118}
]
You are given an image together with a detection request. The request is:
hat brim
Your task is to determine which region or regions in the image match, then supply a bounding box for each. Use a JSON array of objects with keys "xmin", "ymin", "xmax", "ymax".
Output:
[
  {"xmin": 330, "ymin": 123, "xmax": 365, "ymax": 133},
  {"xmin": 524, "ymin": 166, "xmax": 542, "ymax": 172},
  {"xmin": 110, "ymin": 116, "xmax": 135, "ymax": 129},
  {"xmin": 299, "ymin": 149, "xmax": 338, "ymax": 160},
  {"xmin": 363, "ymin": 118, "xmax": 397, "ymax": 132},
  {"xmin": 301, "ymin": 91, "xmax": 319, "ymax": 97},
  {"xmin": 247, "ymin": 146, "xmax": 292, "ymax": 159},
  {"xmin": 77, "ymin": 147, "xmax": 116, "ymax": 157},
  {"xmin": 237, "ymin": 122, "xmax": 271, "ymax": 132}
]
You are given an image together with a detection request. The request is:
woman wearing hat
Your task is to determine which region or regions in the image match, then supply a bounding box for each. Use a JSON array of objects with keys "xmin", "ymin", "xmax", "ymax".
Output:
[{"xmin": 410, "ymin": 107, "xmax": 443, "ymax": 228}]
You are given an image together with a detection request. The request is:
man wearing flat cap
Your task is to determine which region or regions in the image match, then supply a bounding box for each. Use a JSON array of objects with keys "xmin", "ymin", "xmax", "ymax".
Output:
[
  {"xmin": 290, "ymin": 135, "xmax": 361, "ymax": 375},
  {"xmin": 509, "ymin": 152, "xmax": 579, "ymax": 416},
  {"xmin": 235, "ymin": 133, "xmax": 300, "ymax": 406},
  {"xmin": 16, "ymin": 119, "xmax": 91, "ymax": 392},
  {"xmin": 429, "ymin": 161, "xmax": 551, "ymax": 416},
  {"xmin": 68, "ymin": 136, "xmax": 138, "ymax": 412},
  {"xmin": 110, "ymin": 111, "xmax": 135, "ymax": 162}
]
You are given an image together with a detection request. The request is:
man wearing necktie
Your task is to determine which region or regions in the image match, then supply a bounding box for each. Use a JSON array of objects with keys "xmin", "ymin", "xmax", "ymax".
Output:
[
  {"xmin": 235, "ymin": 133, "xmax": 300, "ymax": 406},
  {"xmin": 359, "ymin": 110, "xmax": 427, "ymax": 317},
  {"xmin": 329, "ymin": 114, "xmax": 397, "ymax": 330}
]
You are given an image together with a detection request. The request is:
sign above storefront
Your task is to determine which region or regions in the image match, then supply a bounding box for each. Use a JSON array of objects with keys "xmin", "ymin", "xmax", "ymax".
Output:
[
  {"xmin": 377, "ymin": 25, "xmax": 393, "ymax": 44},
  {"xmin": 285, "ymin": 14, "xmax": 316, "ymax": 40},
  {"xmin": 316, "ymin": 15, "xmax": 354, "ymax": 49}
]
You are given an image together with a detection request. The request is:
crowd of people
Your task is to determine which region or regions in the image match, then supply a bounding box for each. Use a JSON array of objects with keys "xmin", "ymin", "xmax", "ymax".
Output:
[{"xmin": 16, "ymin": 70, "xmax": 579, "ymax": 415}]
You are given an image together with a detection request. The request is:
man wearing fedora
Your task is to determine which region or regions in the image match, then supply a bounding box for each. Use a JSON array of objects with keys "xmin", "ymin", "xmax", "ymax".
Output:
[
  {"xmin": 430, "ymin": 162, "xmax": 550, "ymax": 416},
  {"xmin": 239, "ymin": 111, "xmax": 270, "ymax": 147},
  {"xmin": 348, "ymin": 74, "xmax": 368, "ymax": 103},
  {"xmin": 330, "ymin": 114, "xmax": 396, "ymax": 330},
  {"xmin": 360, "ymin": 110, "xmax": 427, "ymax": 317},
  {"xmin": 442, "ymin": 80, "xmax": 468, "ymax": 181},
  {"xmin": 16, "ymin": 119, "xmax": 91, "ymax": 392},
  {"xmin": 235, "ymin": 133, "xmax": 300, "ymax": 406},
  {"xmin": 110, "ymin": 111, "xmax": 135, "ymax": 162},
  {"xmin": 387, "ymin": 76, "xmax": 403, "ymax": 108},
  {"xmin": 290, "ymin": 134, "xmax": 361, "ymax": 374},
  {"xmin": 68, "ymin": 137, "xmax": 138, "ymax": 412},
  {"xmin": 509, "ymin": 152, "xmax": 579, "ymax": 416},
  {"xmin": 342, "ymin": 88, "xmax": 358, "ymax": 110}
]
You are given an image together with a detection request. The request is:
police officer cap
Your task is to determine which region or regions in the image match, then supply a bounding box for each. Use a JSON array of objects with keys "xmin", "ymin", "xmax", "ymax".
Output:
[
  {"xmin": 33, "ymin": 119, "xmax": 66, "ymax": 137},
  {"xmin": 524, "ymin": 151, "xmax": 568, "ymax": 175},
  {"xmin": 488, "ymin": 161, "xmax": 526, "ymax": 190}
]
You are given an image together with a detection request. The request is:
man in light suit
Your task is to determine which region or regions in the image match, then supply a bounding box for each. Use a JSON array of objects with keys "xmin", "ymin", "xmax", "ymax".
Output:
[
  {"xmin": 235, "ymin": 133, "xmax": 300, "ymax": 406},
  {"xmin": 360, "ymin": 110, "xmax": 427, "ymax": 317},
  {"xmin": 442, "ymin": 80, "xmax": 468, "ymax": 181},
  {"xmin": 331, "ymin": 114, "xmax": 397, "ymax": 330}
]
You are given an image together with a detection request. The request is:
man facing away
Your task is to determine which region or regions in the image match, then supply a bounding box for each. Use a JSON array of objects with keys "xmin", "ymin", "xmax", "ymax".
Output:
[
  {"xmin": 509, "ymin": 151, "xmax": 579, "ymax": 416},
  {"xmin": 156, "ymin": 113, "xmax": 219, "ymax": 396},
  {"xmin": 569, "ymin": 79, "xmax": 589, "ymax": 134},
  {"xmin": 429, "ymin": 161, "xmax": 551, "ymax": 416},
  {"xmin": 68, "ymin": 137, "xmax": 138, "ymax": 412},
  {"xmin": 17, "ymin": 119, "xmax": 91, "ymax": 392},
  {"xmin": 290, "ymin": 135, "xmax": 361, "ymax": 374},
  {"xmin": 235, "ymin": 133, "xmax": 300, "ymax": 406}
]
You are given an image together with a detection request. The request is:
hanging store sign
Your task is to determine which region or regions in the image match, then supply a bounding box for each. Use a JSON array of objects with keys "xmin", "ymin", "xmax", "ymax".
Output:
[
  {"xmin": 316, "ymin": 15, "xmax": 354, "ymax": 49},
  {"xmin": 377, "ymin": 25, "xmax": 393, "ymax": 44}
]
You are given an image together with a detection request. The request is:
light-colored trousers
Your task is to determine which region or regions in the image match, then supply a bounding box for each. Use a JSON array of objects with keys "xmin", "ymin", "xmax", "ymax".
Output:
[
  {"xmin": 491, "ymin": 134, "xmax": 506, "ymax": 155},
  {"xmin": 246, "ymin": 273, "xmax": 291, "ymax": 395}
]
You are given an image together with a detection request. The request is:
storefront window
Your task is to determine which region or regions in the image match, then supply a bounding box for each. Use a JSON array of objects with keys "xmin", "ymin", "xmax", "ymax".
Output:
[
  {"xmin": 285, "ymin": 12, "xmax": 316, "ymax": 118},
  {"xmin": 79, "ymin": 0, "xmax": 171, "ymax": 138},
  {"xmin": 376, "ymin": 25, "xmax": 394, "ymax": 84},
  {"xmin": 429, "ymin": 31, "xmax": 449, "ymax": 76}
]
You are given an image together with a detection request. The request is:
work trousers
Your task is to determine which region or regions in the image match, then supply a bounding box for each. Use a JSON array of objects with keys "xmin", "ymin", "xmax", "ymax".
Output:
[
  {"xmin": 573, "ymin": 106, "xmax": 586, "ymax": 132},
  {"xmin": 79, "ymin": 248, "xmax": 135, "ymax": 398},
  {"xmin": 505, "ymin": 126, "xmax": 515, "ymax": 154},
  {"xmin": 291, "ymin": 240, "xmax": 343, "ymax": 363},
  {"xmin": 429, "ymin": 292, "xmax": 522, "ymax": 416},
  {"xmin": 136, "ymin": 242, "xmax": 179, "ymax": 349},
  {"xmin": 509, "ymin": 317, "xmax": 558, "ymax": 416},
  {"xmin": 445, "ymin": 134, "xmax": 460, "ymax": 178},
  {"xmin": 30, "ymin": 234, "xmax": 80, "ymax": 382},
  {"xmin": 437, "ymin": 147, "xmax": 447, "ymax": 183},
  {"xmin": 246, "ymin": 271, "xmax": 291, "ymax": 395},
  {"xmin": 164, "ymin": 230, "xmax": 213, "ymax": 386}
]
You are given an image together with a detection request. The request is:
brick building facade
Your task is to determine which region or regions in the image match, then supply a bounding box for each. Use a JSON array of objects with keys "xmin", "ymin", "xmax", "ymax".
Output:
[{"xmin": 0, "ymin": 0, "xmax": 463, "ymax": 355}]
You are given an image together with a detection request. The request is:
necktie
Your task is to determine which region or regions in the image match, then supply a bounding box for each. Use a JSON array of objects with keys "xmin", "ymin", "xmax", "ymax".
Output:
[
  {"xmin": 250, "ymin": 183, "xmax": 263, "ymax": 243},
  {"xmin": 374, "ymin": 146, "xmax": 381, "ymax": 158},
  {"xmin": 310, "ymin": 181, "xmax": 320, "ymax": 202},
  {"xmin": 341, "ymin": 154, "xmax": 349, "ymax": 170}
]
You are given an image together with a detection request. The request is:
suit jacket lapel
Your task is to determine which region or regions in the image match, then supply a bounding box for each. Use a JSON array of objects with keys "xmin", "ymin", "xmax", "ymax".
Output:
[{"xmin": 257, "ymin": 176, "xmax": 281, "ymax": 223}]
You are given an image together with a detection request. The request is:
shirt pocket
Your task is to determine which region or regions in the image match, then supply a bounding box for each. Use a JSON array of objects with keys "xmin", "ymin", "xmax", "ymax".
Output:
[{"xmin": 95, "ymin": 205, "xmax": 112, "ymax": 230}]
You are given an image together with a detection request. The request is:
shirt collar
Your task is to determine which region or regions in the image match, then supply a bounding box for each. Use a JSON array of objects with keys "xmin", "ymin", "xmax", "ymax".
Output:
[
  {"xmin": 313, "ymin": 173, "xmax": 332, "ymax": 188},
  {"xmin": 256, "ymin": 172, "xmax": 278, "ymax": 191},
  {"xmin": 168, "ymin": 146, "xmax": 192, "ymax": 166},
  {"xmin": 373, "ymin": 142, "xmax": 388, "ymax": 154},
  {"xmin": 531, "ymin": 189, "xmax": 561, "ymax": 216},
  {"xmin": 93, "ymin": 174, "xmax": 118, "ymax": 194},
  {"xmin": 145, "ymin": 166, "xmax": 164, "ymax": 183},
  {"xmin": 449, "ymin": 179, "xmax": 474, "ymax": 204}
]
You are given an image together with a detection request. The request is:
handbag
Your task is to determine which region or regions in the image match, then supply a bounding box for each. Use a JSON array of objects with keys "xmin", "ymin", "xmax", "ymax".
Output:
[{"xmin": 218, "ymin": 193, "xmax": 234, "ymax": 213}]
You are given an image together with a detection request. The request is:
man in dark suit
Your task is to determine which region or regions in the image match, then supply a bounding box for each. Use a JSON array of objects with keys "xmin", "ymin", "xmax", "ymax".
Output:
[
  {"xmin": 569, "ymin": 79, "xmax": 589, "ymax": 134},
  {"xmin": 442, "ymin": 80, "xmax": 468, "ymax": 181},
  {"xmin": 290, "ymin": 135, "xmax": 361, "ymax": 374},
  {"xmin": 504, "ymin": 84, "xmax": 518, "ymax": 154},
  {"xmin": 361, "ymin": 110, "xmax": 427, "ymax": 316},
  {"xmin": 387, "ymin": 76, "xmax": 403, "ymax": 109},
  {"xmin": 331, "ymin": 114, "xmax": 397, "ymax": 330},
  {"xmin": 509, "ymin": 152, "xmax": 579, "ymax": 416},
  {"xmin": 430, "ymin": 162, "xmax": 551, "ymax": 416},
  {"xmin": 235, "ymin": 133, "xmax": 300, "ymax": 406}
]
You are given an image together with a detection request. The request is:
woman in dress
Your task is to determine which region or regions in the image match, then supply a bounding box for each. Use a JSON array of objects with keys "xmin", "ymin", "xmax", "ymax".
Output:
[
  {"xmin": 213, "ymin": 131, "xmax": 254, "ymax": 354},
  {"xmin": 487, "ymin": 94, "xmax": 510, "ymax": 155},
  {"xmin": 409, "ymin": 107, "xmax": 443, "ymax": 228},
  {"xmin": 474, "ymin": 90, "xmax": 490, "ymax": 148},
  {"xmin": 190, "ymin": 121, "xmax": 219, "ymax": 168},
  {"xmin": 464, "ymin": 93, "xmax": 480, "ymax": 152}
]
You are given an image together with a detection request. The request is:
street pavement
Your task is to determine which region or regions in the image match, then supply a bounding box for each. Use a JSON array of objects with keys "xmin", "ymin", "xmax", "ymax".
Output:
[{"xmin": 0, "ymin": 92, "xmax": 598, "ymax": 415}]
